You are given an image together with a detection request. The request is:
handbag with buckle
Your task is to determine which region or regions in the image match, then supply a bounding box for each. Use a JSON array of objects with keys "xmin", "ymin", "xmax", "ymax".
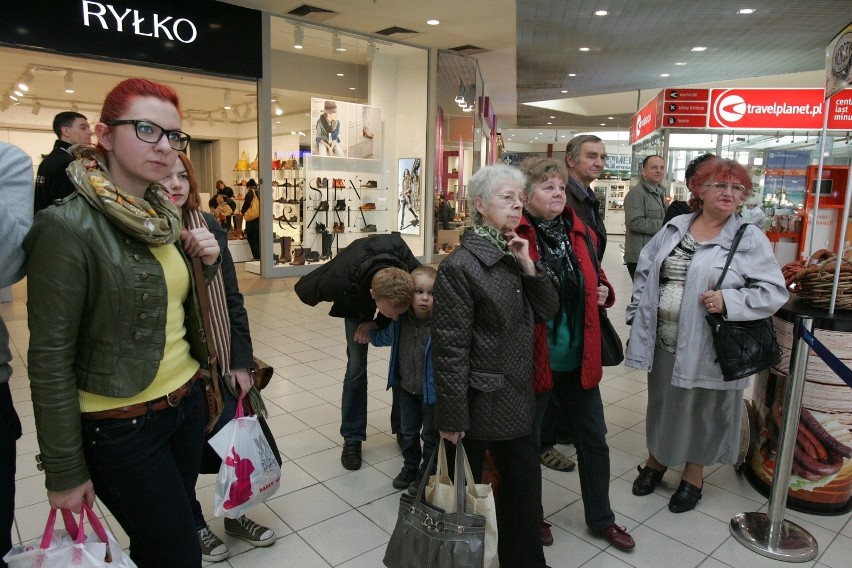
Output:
[
  {"xmin": 706, "ymin": 224, "xmax": 782, "ymax": 381},
  {"xmin": 251, "ymin": 357, "xmax": 274, "ymax": 390},
  {"xmin": 581, "ymin": 225, "xmax": 624, "ymax": 366}
]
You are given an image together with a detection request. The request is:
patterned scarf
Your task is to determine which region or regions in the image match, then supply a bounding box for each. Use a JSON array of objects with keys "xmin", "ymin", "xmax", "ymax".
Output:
[
  {"xmin": 525, "ymin": 211, "xmax": 583, "ymax": 346},
  {"xmin": 66, "ymin": 145, "xmax": 181, "ymax": 246},
  {"xmin": 472, "ymin": 224, "xmax": 512, "ymax": 256}
]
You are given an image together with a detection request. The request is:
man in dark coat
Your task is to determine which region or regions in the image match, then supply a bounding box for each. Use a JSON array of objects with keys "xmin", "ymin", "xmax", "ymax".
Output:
[
  {"xmin": 295, "ymin": 234, "xmax": 420, "ymax": 469},
  {"xmin": 564, "ymin": 135, "xmax": 608, "ymax": 260},
  {"xmin": 34, "ymin": 112, "xmax": 91, "ymax": 214}
]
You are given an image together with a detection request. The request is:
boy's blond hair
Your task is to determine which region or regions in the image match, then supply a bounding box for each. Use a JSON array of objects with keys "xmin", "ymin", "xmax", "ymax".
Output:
[
  {"xmin": 371, "ymin": 267, "xmax": 415, "ymax": 308},
  {"xmin": 411, "ymin": 265, "xmax": 437, "ymax": 282}
]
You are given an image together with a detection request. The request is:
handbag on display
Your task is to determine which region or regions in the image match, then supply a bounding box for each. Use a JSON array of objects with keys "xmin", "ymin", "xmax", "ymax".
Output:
[
  {"xmin": 271, "ymin": 152, "xmax": 281, "ymax": 171},
  {"xmin": 581, "ymin": 226, "xmax": 624, "ymax": 366},
  {"xmin": 706, "ymin": 224, "xmax": 782, "ymax": 382},
  {"xmin": 243, "ymin": 188, "xmax": 260, "ymax": 221},
  {"xmin": 383, "ymin": 439, "xmax": 487, "ymax": 568},
  {"xmin": 235, "ymin": 150, "xmax": 250, "ymax": 172},
  {"xmin": 249, "ymin": 153, "xmax": 259, "ymax": 171}
]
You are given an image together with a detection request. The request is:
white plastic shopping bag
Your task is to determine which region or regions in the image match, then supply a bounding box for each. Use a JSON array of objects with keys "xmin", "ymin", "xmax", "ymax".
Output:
[
  {"xmin": 209, "ymin": 393, "xmax": 281, "ymax": 518},
  {"xmin": 4, "ymin": 504, "xmax": 136, "ymax": 568}
]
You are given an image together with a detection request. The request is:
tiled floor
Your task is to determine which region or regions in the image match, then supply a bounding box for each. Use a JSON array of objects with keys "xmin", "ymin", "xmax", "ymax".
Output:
[{"xmin": 4, "ymin": 235, "xmax": 852, "ymax": 567}]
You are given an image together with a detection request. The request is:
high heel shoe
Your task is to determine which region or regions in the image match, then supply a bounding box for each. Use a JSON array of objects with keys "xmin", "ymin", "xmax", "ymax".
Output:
[
  {"xmin": 668, "ymin": 479, "xmax": 702, "ymax": 513},
  {"xmin": 632, "ymin": 464, "xmax": 666, "ymax": 496}
]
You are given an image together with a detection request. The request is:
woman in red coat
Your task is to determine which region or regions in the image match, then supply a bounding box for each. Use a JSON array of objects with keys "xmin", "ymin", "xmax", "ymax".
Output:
[{"xmin": 516, "ymin": 157, "xmax": 635, "ymax": 552}]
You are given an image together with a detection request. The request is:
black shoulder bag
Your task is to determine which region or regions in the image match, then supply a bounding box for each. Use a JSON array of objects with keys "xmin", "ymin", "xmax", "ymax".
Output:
[
  {"xmin": 706, "ymin": 224, "xmax": 782, "ymax": 381},
  {"xmin": 581, "ymin": 226, "xmax": 624, "ymax": 366}
]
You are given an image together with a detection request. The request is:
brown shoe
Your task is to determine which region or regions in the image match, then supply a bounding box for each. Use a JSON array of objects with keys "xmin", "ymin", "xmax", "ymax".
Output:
[
  {"xmin": 600, "ymin": 524, "xmax": 634, "ymax": 551},
  {"xmin": 540, "ymin": 521, "xmax": 553, "ymax": 546}
]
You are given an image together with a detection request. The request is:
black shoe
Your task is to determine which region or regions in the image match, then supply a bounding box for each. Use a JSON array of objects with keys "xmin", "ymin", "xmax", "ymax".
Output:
[
  {"xmin": 632, "ymin": 464, "xmax": 666, "ymax": 496},
  {"xmin": 669, "ymin": 479, "xmax": 702, "ymax": 513},
  {"xmin": 407, "ymin": 475, "xmax": 423, "ymax": 496},
  {"xmin": 393, "ymin": 466, "xmax": 418, "ymax": 489},
  {"xmin": 341, "ymin": 441, "xmax": 362, "ymax": 470}
]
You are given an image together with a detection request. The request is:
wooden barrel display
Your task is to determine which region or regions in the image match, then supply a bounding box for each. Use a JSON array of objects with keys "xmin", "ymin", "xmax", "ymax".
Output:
[{"xmin": 746, "ymin": 298, "xmax": 852, "ymax": 515}]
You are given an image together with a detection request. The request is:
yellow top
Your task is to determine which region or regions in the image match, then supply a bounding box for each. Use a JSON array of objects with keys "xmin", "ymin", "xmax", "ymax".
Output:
[{"xmin": 79, "ymin": 244, "xmax": 200, "ymax": 412}]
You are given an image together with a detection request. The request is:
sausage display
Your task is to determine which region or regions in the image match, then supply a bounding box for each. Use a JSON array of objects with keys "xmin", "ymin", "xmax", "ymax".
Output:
[{"xmin": 768, "ymin": 403, "xmax": 849, "ymax": 481}]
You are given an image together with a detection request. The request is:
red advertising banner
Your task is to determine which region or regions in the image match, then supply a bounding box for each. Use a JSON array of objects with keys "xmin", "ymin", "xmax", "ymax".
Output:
[
  {"xmin": 664, "ymin": 101, "xmax": 708, "ymax": 115},
  {"xmin": 825, "ymin": 21, "xmax": 852, "ymax": 99},
  {"xmin": 629, "ymin": 94, "xmax": 659, "ymax": 145},
  {"xmin": 709, "ymin": 88, "xmax": 852, "ymax": 129},
  {"xmin": 663, "ymin": 114, "xmax": 706, "ymax": 128},
  {"xmin": 664, "ymin": 88, "xmax": 709, "ymax": 101}
]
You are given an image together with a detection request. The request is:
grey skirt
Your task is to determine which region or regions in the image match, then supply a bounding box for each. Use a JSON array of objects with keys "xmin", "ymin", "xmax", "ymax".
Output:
[{"xmin": 647, "ymin": 346, "xmax": 743, "ymax": 467}]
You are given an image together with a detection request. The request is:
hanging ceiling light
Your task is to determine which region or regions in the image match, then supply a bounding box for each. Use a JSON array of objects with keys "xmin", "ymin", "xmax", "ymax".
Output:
[
  {"xmin": 31, "ymin": 99, "xmax": 41, "ymax": 115},
  {"xmin": 18, "ymin": 69, "xmax": 34, "ymax": 92},
  {"xmin": 223, "ymin": 90, "xmax": 232, "ymax": 110},
  {"xmin": 64, "ymin": 71, "xmax": 75, "ymax": 94},
  {"xmin": 367, "ymin": 42, "xmax": 377, "ymax": 62},
  {"xmin": 332, "ymin": 34, "xmax": 346, "ymax": 52},
  {"xmin": 294, "ymin": 26, "xmax": 304, "ymax": 49},
  {"xmin": 273, "ymin": 99, "xmax": 283, "ymax": 116}
]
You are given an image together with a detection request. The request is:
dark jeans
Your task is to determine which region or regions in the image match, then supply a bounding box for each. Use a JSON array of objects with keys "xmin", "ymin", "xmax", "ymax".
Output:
[
  {"xmin": 0, "ymin": 383, "xmax": 21, "ymax": 568},
  {"xmin": 551, "ymin": 368, "xmax": 614, "ymax": 531},
  {"xmin": 82, "ymin": 383, "xmax": 205, "ymax": 568},
  {"xmin": 398, "ymin": 388, "xmax": 437, "ymax": 474},
  {"xmin": 533, "ymin": 390, "xmax": 571, "ymax": 451},
  {"xmin": 341, "ymin": 318, "xmax": 400, "ymax": 441},
  {"xmin": 464, "ymin": 436, "xmax": 546, "ymax": 568},
  {"xmin": 245, "ymin": 228, "xmax": 260, "ymax": 259}
]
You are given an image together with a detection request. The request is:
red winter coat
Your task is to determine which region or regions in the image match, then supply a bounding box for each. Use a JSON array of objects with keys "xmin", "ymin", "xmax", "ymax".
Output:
[{"xmin": 517, "ymin": 207, "xmax": 615, "ymax": 391}]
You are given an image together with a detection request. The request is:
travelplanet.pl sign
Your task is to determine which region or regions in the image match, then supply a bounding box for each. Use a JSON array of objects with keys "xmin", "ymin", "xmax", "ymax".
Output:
[
  {"xmin": 709, "ymin": 88, "xmax": 852, "ymax": 130},
  {"xmin": 82, "ymin": 0, "xmax": 197, "ymax": 43}
]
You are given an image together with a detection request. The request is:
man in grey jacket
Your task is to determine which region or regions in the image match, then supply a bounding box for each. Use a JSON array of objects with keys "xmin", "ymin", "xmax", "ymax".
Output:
[
  {"xmin": 0, "ymin": 142, "xmax": 33, "ymax": 566},
  {"xmin": 624, "ymin": 155, "xmax": 667, "ymax": 279}
]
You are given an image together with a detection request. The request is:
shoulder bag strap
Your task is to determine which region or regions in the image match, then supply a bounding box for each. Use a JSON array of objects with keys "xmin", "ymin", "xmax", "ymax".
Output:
[
  {"xmin": 579, "ymin": 221, "xmax": 603, "ymax": 286},
  {"xmin": 713, "ymin": 223, "xmax": 749, "ymax": 291}
]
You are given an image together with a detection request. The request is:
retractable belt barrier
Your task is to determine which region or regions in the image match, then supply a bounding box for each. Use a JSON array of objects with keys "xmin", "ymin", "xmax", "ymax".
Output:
[{"xmin": 797, "ymin": 323, "xmax": 852, "ymax": 388}]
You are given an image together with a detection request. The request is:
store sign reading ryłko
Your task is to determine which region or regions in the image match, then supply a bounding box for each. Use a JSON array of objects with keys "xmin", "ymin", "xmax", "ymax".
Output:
[
  {"xmin": 709, "ymin": 88, "xmax": 852, "ymax": 130},
  {"xmin": 0, "ymin": 0, "xmax": 261, "ymax": 79},
  {"xmin": 629, "ymin": 95, "xmax": 661, "ymax": 145}
]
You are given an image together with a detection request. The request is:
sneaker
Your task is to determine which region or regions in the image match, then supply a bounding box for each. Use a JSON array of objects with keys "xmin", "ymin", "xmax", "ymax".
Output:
[
  {"xmin": 393, "ymin": 466, "xmax": 419, "ymax": 489},
  {"xmin": 539, "ymin": 446, "xmax": 576, "ymax": 472},
  {"xmin": 341, "ymin": 440, "xmax": 362, "ymax": 470},
  {"xmin": 224, "ymin": 515, "xmax": 274, "ymax": 547},
  {"xmin": 198, "ymin": 525, "xmax": 229, "ymax": 562}
]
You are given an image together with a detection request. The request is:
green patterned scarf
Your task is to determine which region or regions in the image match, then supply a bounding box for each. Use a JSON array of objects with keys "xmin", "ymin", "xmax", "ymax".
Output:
[
  {"xmin": 66, "ymin": 145, "xmax": 182, "ymax": 246},
  {"xmin": 472, "ymin": 224, "xmax": 512, "ymax": 256}
]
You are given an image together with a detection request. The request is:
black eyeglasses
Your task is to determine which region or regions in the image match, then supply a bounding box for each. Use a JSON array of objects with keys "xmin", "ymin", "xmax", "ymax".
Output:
[{"xmin": 106, "ymin": 119, "xmax": 191, "ymax": 151}]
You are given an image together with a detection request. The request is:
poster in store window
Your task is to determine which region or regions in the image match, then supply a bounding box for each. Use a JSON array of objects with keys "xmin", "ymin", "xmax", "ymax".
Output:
[
  {"xmin": 310, "ymin": 98, "xmax": 381, "ymax": 159},
  {"xmin": 398, "ymin": 158, "xmax": 422, "ymax": 234}
]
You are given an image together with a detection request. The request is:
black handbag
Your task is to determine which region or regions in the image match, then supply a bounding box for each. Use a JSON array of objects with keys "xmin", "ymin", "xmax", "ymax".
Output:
[
  {"xmin": 581, "ymin": 226, "xmax": 624, "ymax": 366},
  {"xmin": 383, "ymin": 440, "xmax": 486, "ymax": 568},
  {"xmin": 706, "ymin": 224, "xmax": 782, "ymax": 381}
]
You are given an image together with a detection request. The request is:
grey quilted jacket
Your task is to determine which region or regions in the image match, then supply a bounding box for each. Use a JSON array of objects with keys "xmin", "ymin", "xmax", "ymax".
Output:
[{"xmin": 433, "ymin": 230, "xmax": 559, "ymax": 440}]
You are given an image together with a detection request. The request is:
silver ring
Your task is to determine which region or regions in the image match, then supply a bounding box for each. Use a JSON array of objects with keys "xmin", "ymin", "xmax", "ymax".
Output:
[{"xmin": 708, "ymin": 302, "xmax": 714, "ymax": 309}]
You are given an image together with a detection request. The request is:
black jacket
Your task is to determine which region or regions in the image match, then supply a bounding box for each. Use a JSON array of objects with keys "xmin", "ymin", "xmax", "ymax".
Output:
[
  {"xmin": 295, "ymin": 234, "xmax": 420, "ymax": 321},
  {"xmin": 566, "ymin": 176, "xmax": 607, "ymax": 260},
  {"xmin": 34, "ymin": 140, "xmax": 76, "ymax": 214},
  {"xmin": 203, "ymin": 212, "xmax": 253, "ymax": 369}
]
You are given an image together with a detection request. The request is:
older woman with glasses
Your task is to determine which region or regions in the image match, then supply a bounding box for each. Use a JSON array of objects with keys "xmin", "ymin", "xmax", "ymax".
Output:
[
  {"xmin": 433, "ymin": 164, "xmax": 559, "ymax": 568},
  {"xmin": 626, "ymin": 157, "xmax": 787, "ymax": 513},
  {"xmin": 25, "ymin": 78, "xmax": 218, "ymax": 567}
]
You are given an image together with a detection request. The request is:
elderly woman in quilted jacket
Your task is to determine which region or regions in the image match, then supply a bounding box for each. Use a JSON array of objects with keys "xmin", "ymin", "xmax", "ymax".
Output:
[{"xmin": 433, "ymin": 164, "xmax": 559, "ymax": 568}]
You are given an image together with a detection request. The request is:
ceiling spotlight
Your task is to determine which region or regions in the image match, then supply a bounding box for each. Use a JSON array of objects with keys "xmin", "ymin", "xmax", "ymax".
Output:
[
  {"xmin": 660, "ymin": 73, "xmax": 670, "ymax": 77},
  {"xmin": 426, "ymin": 19, "xmax": 440, "ymax": 25},
  {"xmin": 463, "ymin": 106, "xmax": 473, "ymax": 113},
  {"xmin": 13, "ymin": 90, "xmax": 24, "ymax": 98},
  {"xmin": 336, "ymin": 73, "xmax": 345, "ymax": 77},
  {"xmin": 224, "ymin": 90, "xmax": 232, "ymax": 110},
  {"xmin": 594, "ymin": 10, "xmax": 608, "ymax": 16},
  {"xmin": 207, "ymin": 113, "xmax": 215, "ymax": 127},
  {"xmin": 332, "ymin": 34, "xmax": 346, "ymax": 52},
  {"xmin": 18, "ymin": 69, "xmax": 33, "ymax": 92},
  {"xmin": 579, "ymin": 47, "xmax": 590, "ymax": 52},
  {"xmin": 9, "ymin": 93, "xmax": 19, "ymax": 102},
  {"xmin": 294, "ymin": 26, "xmax": 304, "ymax": 49},
  {"xmin": 31, "ymin": 99, "xmax": 41, "ymax": 115},
  {"xmin": 273, "ymin": 100, "xmax": 283, "ymax": 116},
  {"xmin": 691, "ymin": 46, "xmax": 707, "ymax": 51},
  {"xmin": 568, "ymin": 73, "xmax": 577, "ymax": 77},
  {"xmin": 674, "ymin": 62, "xmax": 687, "ymax": 66},
  {"xmin": 737, "ymin": 8, "xmax": 756, "ymax": 14},
  {"xmin": 608, "ymin": 116, "xmax": 614, "ymax": 120},
  {"xmin": 367, "ymin": 42, "xmax": 377, "ymax": 62},
  {"xmin": 561, "ymin": 90, "xmax": 568, "ymax": 93},
  {"xmin": 64, "ymin": 71, "xmax": 74, "ymax": 94}
]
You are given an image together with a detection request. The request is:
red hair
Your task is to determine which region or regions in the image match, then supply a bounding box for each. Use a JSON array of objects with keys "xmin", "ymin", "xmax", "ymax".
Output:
[
  {"xmin": 99, "ymin": 78, "xmax": 181, "ymax": 124},
  {"xmin": 687, "ymin": 158, "xmax": 753, "ymax": 211}
]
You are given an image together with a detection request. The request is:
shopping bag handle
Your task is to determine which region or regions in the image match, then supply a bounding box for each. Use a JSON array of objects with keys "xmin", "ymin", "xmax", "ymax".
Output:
[
  {"xmin": 235, "ymin": 391, "xmax": 246, "ymax": 419},
  {"xmin": 39, "ymin": 508, "xmax": 81, "ymax": 549}
]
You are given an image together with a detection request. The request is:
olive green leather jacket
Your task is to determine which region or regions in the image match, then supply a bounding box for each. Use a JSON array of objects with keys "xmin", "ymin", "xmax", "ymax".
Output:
[{"xmin": 24, "ymin": 192, "xmax": 217, "ymax": 491}]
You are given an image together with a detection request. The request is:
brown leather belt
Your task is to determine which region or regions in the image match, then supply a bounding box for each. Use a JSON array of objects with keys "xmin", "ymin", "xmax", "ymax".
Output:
[{"xmin": 81, "ymin": 371, "xmax": 201, "ymax": 421}]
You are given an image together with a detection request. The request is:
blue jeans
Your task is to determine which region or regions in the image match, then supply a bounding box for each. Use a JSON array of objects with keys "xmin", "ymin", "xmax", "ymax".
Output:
[
  {"xmin": 398, "ymin": 388, "xmax": 437, "ymax": 473},
  {"xmin": 551, "ymin": 368, "xmax": 614, "ymax": 531},
  {"xmin": 0, "ymin": 383, "xmax": 21, "ymax": 568},
  {"xmin": 82, "ymin": 383, "xmax": 205, "ymax": 568},
  {"xmin": 341, "ymin": 318, "xmax": 401, "ymax": 441}
]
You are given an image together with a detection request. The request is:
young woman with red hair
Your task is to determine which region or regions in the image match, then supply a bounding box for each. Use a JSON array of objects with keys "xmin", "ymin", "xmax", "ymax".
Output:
[{"xmin": 25, "ymin": 78, "xmax": 219, "ymax": 567}]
